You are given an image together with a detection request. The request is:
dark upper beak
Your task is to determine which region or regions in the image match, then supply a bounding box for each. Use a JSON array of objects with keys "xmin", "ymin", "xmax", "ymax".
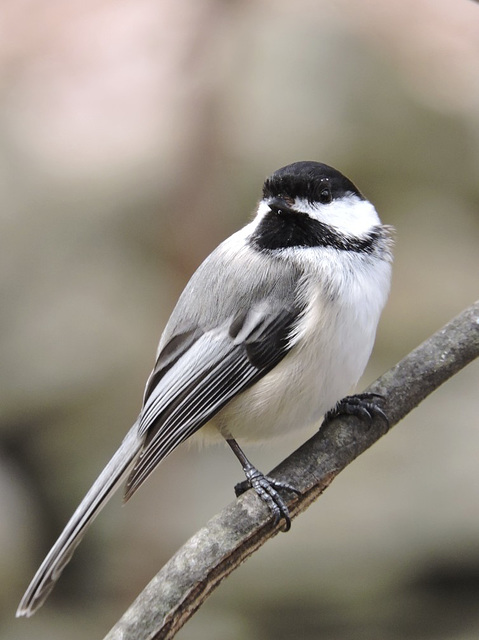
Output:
[{"xmin": 267, "ymin": 197, "xmax": 296, "ymax": 215}]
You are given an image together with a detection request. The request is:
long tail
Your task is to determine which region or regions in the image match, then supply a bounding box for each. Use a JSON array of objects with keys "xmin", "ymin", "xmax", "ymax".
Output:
[{"xmin": 16, "ymin": 425, "xmax": 143, "ymax": 617}]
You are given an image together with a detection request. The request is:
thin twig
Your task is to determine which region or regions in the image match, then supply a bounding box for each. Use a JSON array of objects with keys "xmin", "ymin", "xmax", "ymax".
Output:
[{"xmin": 104, "ymin": 301, "xmax": 479, "ymax": 640}]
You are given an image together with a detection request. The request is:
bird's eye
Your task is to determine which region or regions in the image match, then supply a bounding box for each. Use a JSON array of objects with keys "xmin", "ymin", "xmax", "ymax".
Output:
[{"xmin": 319, "ymin": 187, "xmax": 332, "ymax": 204}]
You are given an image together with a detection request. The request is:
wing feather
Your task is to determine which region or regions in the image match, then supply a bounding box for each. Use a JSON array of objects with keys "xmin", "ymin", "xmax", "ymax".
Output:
[{"xmin": 124, "ymin": 306, "xmax": 299, "ymax": 500}]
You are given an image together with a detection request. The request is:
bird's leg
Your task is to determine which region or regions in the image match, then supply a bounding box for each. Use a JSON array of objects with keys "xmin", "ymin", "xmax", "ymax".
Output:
[
  {"xmin": 226, "ymin": 437, "xmax": 300, "ymax": 532},
  {"xmin": 322, "ymin": 392, "xmax": 389, "ymax": 428}
]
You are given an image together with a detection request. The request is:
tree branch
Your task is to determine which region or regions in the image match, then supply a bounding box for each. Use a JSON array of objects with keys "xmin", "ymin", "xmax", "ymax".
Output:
[{"xmin": 104, "ymin": 301, "xmax": 479, "ymax": 640}]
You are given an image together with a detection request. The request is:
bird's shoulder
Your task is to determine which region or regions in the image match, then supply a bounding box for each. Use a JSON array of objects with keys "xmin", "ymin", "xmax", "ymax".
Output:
[
  {"xmin": 142, "ymin": 231, "xmax": 306, "ymax": 403},
  {"xmin": 163, "ymin": 228, "xmax": 305, "ymax": 342}
]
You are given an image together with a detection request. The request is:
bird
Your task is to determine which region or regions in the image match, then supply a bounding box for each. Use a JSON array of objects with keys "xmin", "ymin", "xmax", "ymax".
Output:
[{"xmin": 16, "ymin": 160, "xmax": 393, "ymax": 617}]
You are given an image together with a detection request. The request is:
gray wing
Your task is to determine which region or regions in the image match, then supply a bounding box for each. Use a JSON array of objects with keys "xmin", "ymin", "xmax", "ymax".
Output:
[{"xmin": 124, "ymin": 302, "xmax": 301, "ymax": 500}]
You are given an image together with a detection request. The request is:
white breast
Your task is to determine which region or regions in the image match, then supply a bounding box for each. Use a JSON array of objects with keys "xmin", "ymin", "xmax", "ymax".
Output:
[{"xmin": 204, "ymin": 247, "xmax": 391, "ymax": 445}]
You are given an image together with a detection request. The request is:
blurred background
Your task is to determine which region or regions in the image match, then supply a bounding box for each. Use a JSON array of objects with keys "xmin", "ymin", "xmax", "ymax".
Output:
[{"xmin": 1, "ymin": 0, "xmax": 479, "ymax": 638}]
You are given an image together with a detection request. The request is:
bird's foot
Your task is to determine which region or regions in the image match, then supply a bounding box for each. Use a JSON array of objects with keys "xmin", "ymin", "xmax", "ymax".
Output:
[
  {"xmin": 235, "ymin": 465, "xmax": 300, "ymax": 532},
  {"xmin": 323, "ymin": 392, "xmax": 389, "ymax": 428}
]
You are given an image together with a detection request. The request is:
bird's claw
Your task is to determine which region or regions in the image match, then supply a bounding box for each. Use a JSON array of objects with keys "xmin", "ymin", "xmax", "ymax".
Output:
[
  {"xmin": 235, "ymin": 466, "xmax": 300, "ymax": 532},
  {"xmin": 323, "ymin": 392, "xmax": 389, "ymax": 428}
]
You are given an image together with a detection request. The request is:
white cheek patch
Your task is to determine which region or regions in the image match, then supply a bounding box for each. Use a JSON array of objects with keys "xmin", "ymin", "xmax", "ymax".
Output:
[{"xmin": 294, "ymin": 196, "xmax": 381, "ymax": 238}]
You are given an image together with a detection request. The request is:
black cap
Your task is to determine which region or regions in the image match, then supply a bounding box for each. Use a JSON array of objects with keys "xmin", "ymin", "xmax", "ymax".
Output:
[{"xmin": 263, "ymin": 161, "xmax": 364, "ymax": 204}]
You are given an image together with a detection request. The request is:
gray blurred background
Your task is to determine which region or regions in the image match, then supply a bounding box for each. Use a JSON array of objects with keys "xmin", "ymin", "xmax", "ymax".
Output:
[{"xmin": 2, "ymin": 1, "xmax": 479, "ymax": 639}]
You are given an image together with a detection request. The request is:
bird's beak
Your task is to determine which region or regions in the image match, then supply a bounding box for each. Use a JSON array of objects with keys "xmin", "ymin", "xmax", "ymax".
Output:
[{"xmin": 268, "ymin": 197, "xmax": 296, "ymax": 215}]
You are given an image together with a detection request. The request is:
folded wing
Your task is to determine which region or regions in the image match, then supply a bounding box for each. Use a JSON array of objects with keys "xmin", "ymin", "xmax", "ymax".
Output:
[{"xmin": 124, "ymin": 304, "xmax": 300, "ymax": 500}]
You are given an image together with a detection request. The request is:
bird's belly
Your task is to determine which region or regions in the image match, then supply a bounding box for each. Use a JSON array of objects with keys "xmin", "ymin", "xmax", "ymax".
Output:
[{"xmin": 204, "ymin": 299, "xmax": 378, "ymax": 444}]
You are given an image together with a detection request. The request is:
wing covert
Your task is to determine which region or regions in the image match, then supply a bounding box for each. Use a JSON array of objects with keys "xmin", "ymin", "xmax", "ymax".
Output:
[{"xmin": 124, "ymin": 304, "xmax": 300, "ymax": 500}]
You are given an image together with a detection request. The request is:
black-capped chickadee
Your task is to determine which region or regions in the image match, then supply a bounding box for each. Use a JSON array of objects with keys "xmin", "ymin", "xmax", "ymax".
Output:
[{"xmin": 17, "ymin": 161, "xmax": 393, "ymax": 617}]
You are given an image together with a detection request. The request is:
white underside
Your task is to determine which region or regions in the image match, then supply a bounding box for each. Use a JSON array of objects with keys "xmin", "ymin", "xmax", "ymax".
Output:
[{"xmin": 197, "ymin": 245, "xmax": 391, "ymax": 445}]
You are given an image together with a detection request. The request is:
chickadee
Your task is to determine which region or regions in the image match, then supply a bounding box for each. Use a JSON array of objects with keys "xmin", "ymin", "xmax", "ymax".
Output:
[{"xmin": 17, "ymin": 161, "xmax": 393, "ymax": 617}]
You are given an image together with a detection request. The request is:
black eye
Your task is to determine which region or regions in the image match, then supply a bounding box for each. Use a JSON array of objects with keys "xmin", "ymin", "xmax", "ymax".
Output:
[{"xmin": 319, "ymin": 186, "xmax": 332, "ymax": 204}]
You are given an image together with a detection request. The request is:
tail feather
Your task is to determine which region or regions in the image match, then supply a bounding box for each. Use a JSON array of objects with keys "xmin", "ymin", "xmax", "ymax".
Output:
[{"xmin": 16, "ymin": 426, "xmax": 143, "ymax": 617}]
